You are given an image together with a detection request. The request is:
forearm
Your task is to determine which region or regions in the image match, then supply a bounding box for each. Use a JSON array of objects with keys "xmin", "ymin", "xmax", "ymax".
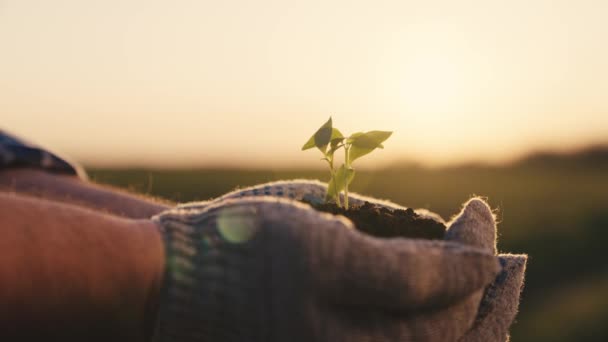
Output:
[
  {"xmin": 0, "ymin": 193, "xmax": 163, "ymax": 341},
  {"xmin": 0, "ymin": 169, "xmax": 170, "ymax": 218}
]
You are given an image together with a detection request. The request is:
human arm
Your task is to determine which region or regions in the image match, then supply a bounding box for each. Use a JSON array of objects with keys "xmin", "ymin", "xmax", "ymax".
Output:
[
  {"xmin": 0, "ymin": 192, "xmax": 164, "ymax": 341},
  {"xmin": 0, "ymin": 179, "xmax": 522, "ymax": 342},
  {"xmin": 0, "ymin": 168, "xmax": 170, "ymax": 218}
]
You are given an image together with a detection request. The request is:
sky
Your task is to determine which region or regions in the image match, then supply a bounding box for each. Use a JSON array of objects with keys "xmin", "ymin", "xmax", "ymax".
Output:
[{"xmin": 1, "ymin": 0, "xmax": 607, "ymax": 168}]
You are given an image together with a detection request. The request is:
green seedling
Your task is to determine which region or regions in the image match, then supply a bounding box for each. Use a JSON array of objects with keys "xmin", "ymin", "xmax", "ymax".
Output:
[{"xmin": 302, "ymin": 117, "xmax": 392, "ymax": 209}]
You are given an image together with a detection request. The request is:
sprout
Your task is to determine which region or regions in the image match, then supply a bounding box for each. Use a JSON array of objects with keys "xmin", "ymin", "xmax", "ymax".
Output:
[{"xmin": 302, "ymin": 117, "xmax": 392, "ymax": 209}]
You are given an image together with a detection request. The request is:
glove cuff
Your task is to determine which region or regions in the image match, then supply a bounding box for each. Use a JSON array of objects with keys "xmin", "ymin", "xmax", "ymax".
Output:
[{"xmin": 151, "ymin": 205, "xmax": 265, "ymax": 341}]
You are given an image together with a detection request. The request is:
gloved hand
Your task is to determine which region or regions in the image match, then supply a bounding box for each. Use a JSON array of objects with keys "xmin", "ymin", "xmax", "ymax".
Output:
[{"xmin": 153, "ymin": 180, "xmax": 526, "ymax": 342}]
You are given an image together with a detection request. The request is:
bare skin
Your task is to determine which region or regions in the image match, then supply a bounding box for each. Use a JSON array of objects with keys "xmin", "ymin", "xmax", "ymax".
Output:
[
  {"xmin": 0, "ymin": 192, "xmax": 164, "ymax": 341},
  {"xmin": 0, "ymin": 168, "xmax": 170, "ymax": 219},
  {"xmin": 0, "ymin": 165, "xmax": 168, "ymax": 341}
]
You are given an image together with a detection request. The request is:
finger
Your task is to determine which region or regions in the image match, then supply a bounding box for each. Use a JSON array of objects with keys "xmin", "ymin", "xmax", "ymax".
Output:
[
  {"xmin": 314, "ymin": 287, "xmax": 484, "ymax": 342},
  {"xmin": 172, "ymin": 179, "xmax": 326, "ymax": 211},
  {"xmin": 175, "ymin": 200, "xmax": 212, "ymax": 210},
  {"xmin": 319, "ymin": 234, "xmax": 500, "ymax": 312},
  {"xmin": 458, "ymin": 254, "xmax": 528, "ymax": 342},
  {"xmin": 218, "ymin": 179, "xmax": 402, "ymax": 209},
  {"xmin": 220, "ymin": 179, "xmax": 327, "ymax": 202},
  {"xmin": 445, "ymin": 198, "xmax": 497, "ymax": 254},
  {"xmin": 262, "ymin": 203, "xmax": 501, "ymax": 312},
  {"xmin": 225, "ymin": 180, "xmax": 446, "ymax": 224}
]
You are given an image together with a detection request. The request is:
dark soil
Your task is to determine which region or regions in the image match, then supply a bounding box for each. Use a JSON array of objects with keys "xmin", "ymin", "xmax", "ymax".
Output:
[{"xmin": 310, "ymin": 201, "xmax": 446, "ymax": 240}]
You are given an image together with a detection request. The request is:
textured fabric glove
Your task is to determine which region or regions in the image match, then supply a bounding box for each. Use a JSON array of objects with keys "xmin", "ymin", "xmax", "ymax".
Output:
[{"xmin": 153, "ymin": 180, "xmax": 527, "ymax": 342}]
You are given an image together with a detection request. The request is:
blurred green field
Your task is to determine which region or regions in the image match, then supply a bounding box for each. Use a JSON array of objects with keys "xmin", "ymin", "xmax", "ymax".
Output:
[{"xmin": 89, "ymin": 147, "xmax": 608, "ymax": 342}]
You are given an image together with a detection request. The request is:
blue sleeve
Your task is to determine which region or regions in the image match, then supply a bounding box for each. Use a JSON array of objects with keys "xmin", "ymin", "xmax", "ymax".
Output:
[{"xmin": 0, "ymin": 129, "xmax": 87, "ymax": 179}]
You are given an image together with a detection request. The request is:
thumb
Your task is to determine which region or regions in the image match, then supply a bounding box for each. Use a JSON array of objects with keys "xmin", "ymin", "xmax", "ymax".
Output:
[
  {"xmin": 221, "ymin": 179, "xmax": 327, "ymax": 202},
  {"xmin": 445, "ymin": 198, "xmax": 497, "ymax": 254},
  {"xmin": 459, "ymin": 254, "xmax": 528, "ymax": 342},
  {"xmin": 269, "ymin": 204, "xmax": 501, "ymax": 312}
]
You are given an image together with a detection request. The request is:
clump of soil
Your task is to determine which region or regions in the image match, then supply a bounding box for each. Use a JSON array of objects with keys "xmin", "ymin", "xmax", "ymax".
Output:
[{"xmin": 310, "ymin": 201, "xmax": 446, "ymax": 240}]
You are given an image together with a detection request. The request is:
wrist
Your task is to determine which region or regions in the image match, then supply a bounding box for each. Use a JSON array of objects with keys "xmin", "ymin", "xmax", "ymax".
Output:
[
  {"xmin": 151, "ymin": 205, "xmax": 265, "ymax": 341},
  {"xmin": 134, "ymin": 219, "xmax": 165, "ymax": 342},
  {"xmin": 0, "ymin": 194, "xmax": 165, "ymax": 341}
]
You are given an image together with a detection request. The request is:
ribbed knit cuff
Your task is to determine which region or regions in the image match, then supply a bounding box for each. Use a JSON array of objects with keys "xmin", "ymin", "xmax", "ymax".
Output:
[{"xmin": 151, "ymin": 206, "xmax": 266, "ymax": 342}]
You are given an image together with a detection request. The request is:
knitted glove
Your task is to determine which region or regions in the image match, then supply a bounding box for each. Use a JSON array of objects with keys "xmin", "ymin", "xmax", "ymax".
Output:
[
  {"xmin": 218, "ymin": 180, "xmax": 528, "ymax": 341},
  {"xmin": 446, "ymin": 199, "xmax": 527, "ymax": 342},
  {"xmin": 177, "ymin": 179, "xmax": 444, "ymax": 223},
  {"xmin": 152, "ymin": 180, "xmax": 525, "ymax": 341}
]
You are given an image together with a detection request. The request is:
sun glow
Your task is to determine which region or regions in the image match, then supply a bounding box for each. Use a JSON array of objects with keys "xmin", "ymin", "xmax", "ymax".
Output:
[
  {"xmin": 373, "ymin": 26, "xmax": 495, "ymax": 135},
  {"xmin": 399, "ymin": 53, "xmax": 469, "ymax": 117},
  {"xmin": 1, "ymin": 1, "xmax": 607, "ymax": 168}
]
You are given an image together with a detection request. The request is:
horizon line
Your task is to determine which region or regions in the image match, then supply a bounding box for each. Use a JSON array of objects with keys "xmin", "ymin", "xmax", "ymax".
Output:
[{"xmin": 82, "ymin": 142, "xmax": 608, "ymax": 171}]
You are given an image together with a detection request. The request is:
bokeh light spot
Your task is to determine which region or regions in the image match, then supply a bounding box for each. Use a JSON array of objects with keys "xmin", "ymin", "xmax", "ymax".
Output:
[{"xmin": 217, "ymin": 206, "xmax": 259, "ymax": 243}]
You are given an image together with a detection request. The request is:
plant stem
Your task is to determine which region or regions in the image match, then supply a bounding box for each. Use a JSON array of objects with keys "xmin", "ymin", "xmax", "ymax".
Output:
[
  {"xmin": 327, "ymin": 157, "xmax": 341, "ymax": 207},
  {"xmin": 343, "ymin": 146, "xmax": 350, "ymax": 210}
]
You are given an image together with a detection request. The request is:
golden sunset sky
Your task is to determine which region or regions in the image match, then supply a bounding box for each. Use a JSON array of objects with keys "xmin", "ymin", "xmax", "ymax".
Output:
[{"xmin": 1, "ymin": 0, "xmax": 607, "ymax": 168}]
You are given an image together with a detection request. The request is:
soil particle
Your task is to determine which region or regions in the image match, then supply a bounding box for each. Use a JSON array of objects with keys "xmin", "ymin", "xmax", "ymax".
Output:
[{"xmin": 310, "ymin": 201, "xmax": 446, "ymax": 240}]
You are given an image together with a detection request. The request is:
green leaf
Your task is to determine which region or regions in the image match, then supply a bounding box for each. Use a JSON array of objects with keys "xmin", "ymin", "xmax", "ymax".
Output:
[
  {"xmin": 346, "ymin": 132, "xmax": 364, "ymax": 144},
  {"xmin": 350, "ymin": 131, "xmax": 392, "ymax": 149},
  {"xmin": 314, "ymin": 119, "xmax": 333, "ymax": 152},
  {"xmin": 368, "ymin": 130, "xmax": 392, "ymax": 142},
  {"xmin": 301, "ymin": 135, "xmax": 316, "ymax": 150},
  {"xmin": 348, "ymin": 145, "xmax": 375, "ymax": 164},
  {"xmin": 347, "ymin": 131, "xmax": 392, "ymax": 164},
  {"xmin": 327, "ymin": 128, "xmax": 345, "ymax": 156},
  {"xmin": 301, "ymin": 117, "xmax": 333, "ymax": 152},
  {"xmin": 326, "ymin": 165, "xmax": 355, "ymax": 202},
  {"xmin": 331, "ymin": 127, "xmax": 344, "ymax": 140}
]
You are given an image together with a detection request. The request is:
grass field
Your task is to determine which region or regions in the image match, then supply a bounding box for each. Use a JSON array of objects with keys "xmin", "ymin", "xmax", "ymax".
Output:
[{"xmin": 89, "ymin": 147, "xmax": 608, "ymax": 341}]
